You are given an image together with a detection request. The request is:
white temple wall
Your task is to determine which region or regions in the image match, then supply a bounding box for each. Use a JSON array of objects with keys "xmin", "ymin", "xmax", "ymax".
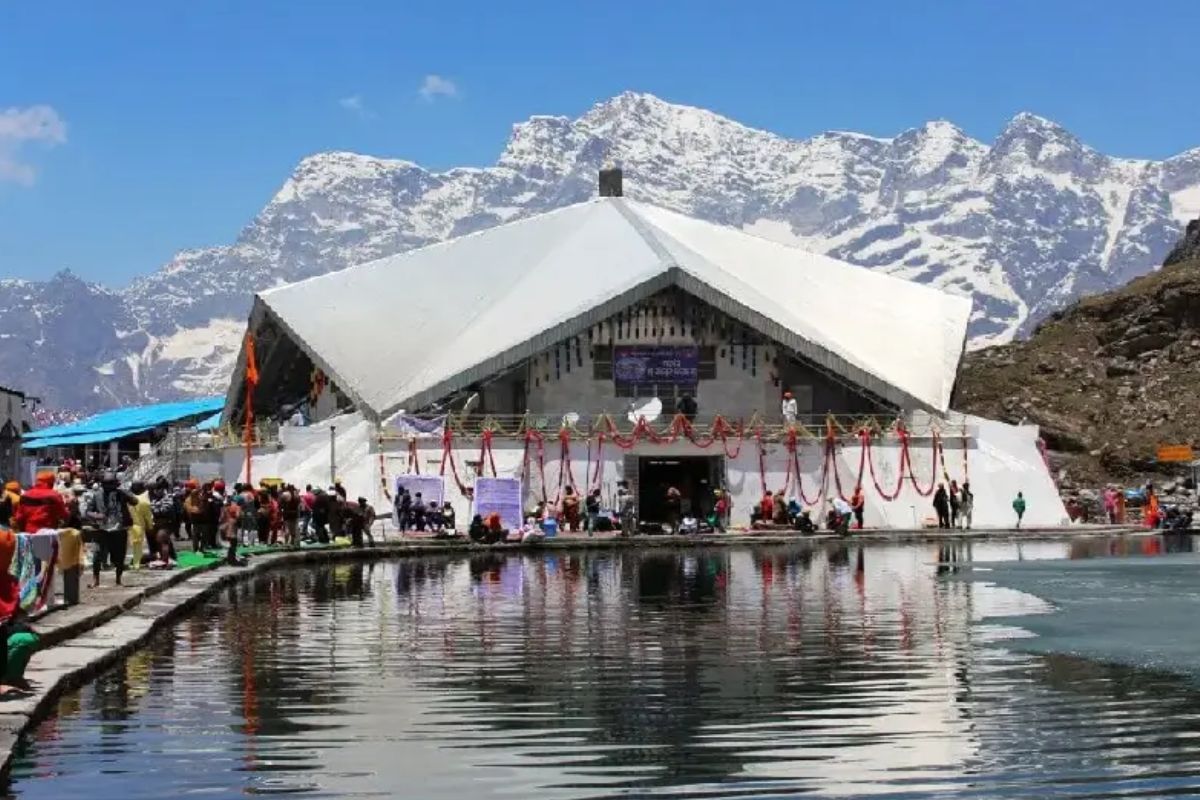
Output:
[
  {"xmin": 186, "ymin": 413, "xmax": 1066, "ymax": 530},
  {"xmin": 369, "ymin": 417, "xmax": 1065, "ymax": 529}
]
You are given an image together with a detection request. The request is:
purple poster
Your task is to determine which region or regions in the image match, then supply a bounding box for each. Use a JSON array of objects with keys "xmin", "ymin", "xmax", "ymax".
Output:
[
  {"xmin": 473, "ymin": 477, "xmax": 524, "ymax": 532},
  {"xmin": 613, "ymin": 346, "xmax": 698, "ymax": 384}
]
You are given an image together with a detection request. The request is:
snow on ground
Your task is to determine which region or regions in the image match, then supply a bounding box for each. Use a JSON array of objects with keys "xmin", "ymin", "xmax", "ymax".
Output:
[
  {"xmin": 142, "ymin": 317, "xmax": 245, "ymax": 396},
  {"xmin": 1171, "ymin": 185, "xmax": 1200, "ymax": 225},
  {"xmin": 155, "ymin": 317, "xmax": 244, "ymax": 362}
]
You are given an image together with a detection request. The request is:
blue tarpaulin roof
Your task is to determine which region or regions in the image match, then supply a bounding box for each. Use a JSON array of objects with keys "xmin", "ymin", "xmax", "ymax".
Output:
[
  {"xmin": 195, "ymin": 412, "xmax": 222, "ymax": 431},
  {"xmin": 22, "ymin": 396, "xmax": 224, "ymax": 449},
  {"xmin": 23, "ymin": 425, "xmax": 162, "ymax": 449}
]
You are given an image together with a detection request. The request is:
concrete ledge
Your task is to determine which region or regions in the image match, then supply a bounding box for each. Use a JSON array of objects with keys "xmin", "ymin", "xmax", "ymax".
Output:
[{"xmin": 0, "ymin": 525, "xmax": 1159, "ymax": 779}]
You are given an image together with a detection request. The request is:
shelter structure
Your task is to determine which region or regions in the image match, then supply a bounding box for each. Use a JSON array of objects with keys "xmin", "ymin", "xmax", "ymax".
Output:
[
  {"xmin": 0, "ymin": 386, "xmax": 32, "ymax": 484},
  {"xmin": 24, "ymin": 397, "xmax": 224, "ymax": 472},
  {"xmin": 216, "ymin": 176, "xmax": 1066, "ymax": 529}
]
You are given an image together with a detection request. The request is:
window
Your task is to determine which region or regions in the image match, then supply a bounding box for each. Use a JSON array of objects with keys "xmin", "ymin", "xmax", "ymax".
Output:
[
  {"xmin": 698, "ymin": 346, "xmax": 716, "ymax": 380},
  {"xmin": 592, "ymin": 345, "xmax": 613, "ymax": 380}
]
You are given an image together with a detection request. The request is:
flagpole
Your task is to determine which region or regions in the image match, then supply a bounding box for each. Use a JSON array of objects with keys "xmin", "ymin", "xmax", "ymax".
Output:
[
  {"xmin": 245, "ymin": 392, "xmax": 254, "ymax": 486},
  {"xmin": 244, "ymin": 333, "xmax": 259, "ymax": 486}
]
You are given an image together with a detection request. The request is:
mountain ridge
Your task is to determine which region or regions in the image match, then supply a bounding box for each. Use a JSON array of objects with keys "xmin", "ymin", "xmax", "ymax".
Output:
[
  {"xmin": 957, "ymin": 253, "xmax": 1200, "ymax": 487},
  {"xmin": 7, "ymin": 91, "xmax": 1200, "ymax": 413}
]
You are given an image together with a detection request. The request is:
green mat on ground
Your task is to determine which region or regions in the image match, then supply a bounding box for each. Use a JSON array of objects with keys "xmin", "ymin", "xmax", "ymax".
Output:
[
  {"xmin": 176, "ymin": 551, "xmax": 221, "ymax": 568},
  {"xmin": 176, "ymin": 540, "xmax": 352, "ymax": 569}
]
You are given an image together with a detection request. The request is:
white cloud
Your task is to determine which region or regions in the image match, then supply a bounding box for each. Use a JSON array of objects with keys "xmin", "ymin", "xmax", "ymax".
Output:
[
  {"xmin": 338, "ymin": 94, "xmax": 373, "ymax": 118},
  {"xmin": 0, "ymin": 105, "xmax": 66, "ymax": 186},
  {"xmin": 418, "ymin": 74, "xmax": 458, "ymax": 102}
]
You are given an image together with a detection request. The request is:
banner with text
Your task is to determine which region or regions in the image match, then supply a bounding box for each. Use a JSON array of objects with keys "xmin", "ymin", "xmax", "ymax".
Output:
[
  {"xmin": 614, "ymin": 345, "xmax": 698, "ymax": 385},
  {"xmin": 473, "ymin": 477, "xmax": 524, "ymax": 531},
  {"xmin": 394, "ymin": 474, "xmax": 446, "ymax": 525}
]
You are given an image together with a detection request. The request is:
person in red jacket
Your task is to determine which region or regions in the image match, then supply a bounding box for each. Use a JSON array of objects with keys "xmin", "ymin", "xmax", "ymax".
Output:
[{"xmin": 12, "ymin": 472, "xmax": 68, "ymax": 533}]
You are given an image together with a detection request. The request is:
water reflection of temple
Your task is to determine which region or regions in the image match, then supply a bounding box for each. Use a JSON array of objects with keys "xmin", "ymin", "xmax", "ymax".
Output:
[
  {"xmin": 25, "ymin": 538, "xmax": 1200, "ymax": 798},
  {"xmin": 372, "ymin": 545, "xmax": 1021, "ymax": 788}
]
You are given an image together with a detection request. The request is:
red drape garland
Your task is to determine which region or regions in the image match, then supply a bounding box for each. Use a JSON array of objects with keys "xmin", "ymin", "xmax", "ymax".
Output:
[
  {"xmin": 534, "ymin": 432, "xmax": 549, "ymax": 502},
  {"xmin": 801, "ymin": 439, "xmax": 829, "ymax": 506},
  {"xmin": 554, "ymin": 428, "xmax": 580, "ymax": 503},
  {"xmin": 519, "ymin": 429, "xmax": 534, "ymax": 483},
  {"xmin": 781, "ymin": 429, "xmax": 828, "ymax": 506},
  {"xmin": 438, "ymin": 427, "xmax": 470, "ymax": 494},
  {"xmin": 590, "ymin": 433, "xmax": 605, "ymax": 493},
  {"xmin": 827, "ymin": 428, "xmax": 867, "ymax": 502},
  {"xmin": 720, "ymin": 420, "xmax": 744, "ymax": 459},
  {"xmin": 583, "ymin": 434, "xmax": 592, "ymax": 495},
  {"xmin": 431, "ymin": 415, "xmax": 961, "ymax": 507},
  {"xmin": 865, "ymin": 430, "xmax": 905, "ymax": 501},
  {"xmin": 756, "ymin": 430, "xmax": 768, "ymax": 496},
  {"xmin": 515, "ymin": 428, "xmax": 549, "ymax": 501},
  {"xmin": 900, "ymin": 428, "xmax": 941, "ymax": 497},
  {"xmin": 596, "ymin": 413, "xmax": 746, "ymax": 457},
  {"xmin": 476, "ymin": 429, "xmax": 498, "ymax": 478}
]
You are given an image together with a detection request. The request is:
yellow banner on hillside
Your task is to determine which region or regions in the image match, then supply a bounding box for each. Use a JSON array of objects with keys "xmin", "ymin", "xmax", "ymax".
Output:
[{"xmin": 1156, "ymin": 444, "xmax": 1194, "ymax": 463}]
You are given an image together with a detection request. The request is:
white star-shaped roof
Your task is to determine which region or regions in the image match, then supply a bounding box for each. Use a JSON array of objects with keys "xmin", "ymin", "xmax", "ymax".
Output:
[{"xmin": 239, "ymin": 198, "xmax": 971, "ymax": 419}]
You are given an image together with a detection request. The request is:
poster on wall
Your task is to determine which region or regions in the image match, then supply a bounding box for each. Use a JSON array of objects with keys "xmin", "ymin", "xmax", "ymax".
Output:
[
  {"xmin": 614, "ymin": 346, "xmax": 698, "ymax": 385},
  {"xmin": 393, "ymin": 474, "xmax": 446, "ymax": 525},
  {"xmin": 473, "ymin": 477, "xmax": 523, "ymax": 531}
]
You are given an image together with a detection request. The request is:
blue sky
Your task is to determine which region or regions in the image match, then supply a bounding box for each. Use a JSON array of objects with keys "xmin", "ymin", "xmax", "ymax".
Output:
[{"xmin": 2, "ymin": 0, "xmax": 1198, "ymax": 287}]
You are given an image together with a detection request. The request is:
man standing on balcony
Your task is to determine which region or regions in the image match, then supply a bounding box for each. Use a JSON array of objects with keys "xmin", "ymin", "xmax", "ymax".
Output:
[
  {"xmin": 781, "ymin": 392, "xmax": 798, "ymax": 425},
  {"xmin": 678, "ymin": 393, "xmax": 698, "ymax": 423}
]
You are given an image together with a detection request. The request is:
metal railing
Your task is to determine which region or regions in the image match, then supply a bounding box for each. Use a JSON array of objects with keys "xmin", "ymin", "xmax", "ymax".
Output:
[
  {"xmin": 381, "ymin": 411, "xmax": 971, "ymax": 442},
  {"xmin": 166, "ymin": 412, "xmax": 971, "ymax": 454},
  {"xmin": 175, "ymin": 422, "xmax": 282, "ymax": 451}
]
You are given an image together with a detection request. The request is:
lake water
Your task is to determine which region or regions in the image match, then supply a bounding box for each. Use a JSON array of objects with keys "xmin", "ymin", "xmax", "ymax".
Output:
[{"xmin": 6, "ymin": 535, "xmax": 1200, "ymax": 799}]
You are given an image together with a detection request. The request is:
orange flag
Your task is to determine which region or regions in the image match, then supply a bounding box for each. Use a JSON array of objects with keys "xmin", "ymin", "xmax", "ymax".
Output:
[{"xmin": 245, "ymin": 333, "xmax": 259, "ymax": 388}]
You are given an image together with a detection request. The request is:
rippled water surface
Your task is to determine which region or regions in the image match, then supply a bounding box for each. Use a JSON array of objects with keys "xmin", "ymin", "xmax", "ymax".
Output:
[{"xmin": 7, "ymin": 536, "xmax": 1200, "ymax": 799}]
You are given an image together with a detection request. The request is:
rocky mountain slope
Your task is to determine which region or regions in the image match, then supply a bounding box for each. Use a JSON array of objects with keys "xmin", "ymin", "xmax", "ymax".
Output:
[
  {"xmin": 8, "ymin": 91, "xmax": 1200, "ymax": 412},
  {"xmin": 957, "ymin": 247, "xmax": 1200, "ymax": 486}
]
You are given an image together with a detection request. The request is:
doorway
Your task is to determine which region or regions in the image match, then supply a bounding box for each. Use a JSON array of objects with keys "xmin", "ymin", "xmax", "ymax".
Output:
[{"xmin": 637, "ymin": 456, "xmax": 723, "ymax": 524}]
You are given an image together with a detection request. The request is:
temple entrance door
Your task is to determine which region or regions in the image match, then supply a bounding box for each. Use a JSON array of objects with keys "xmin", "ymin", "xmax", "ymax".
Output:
[{"xmin": 637, "ymin": 456, "xmax": 722, "ymax": 527}]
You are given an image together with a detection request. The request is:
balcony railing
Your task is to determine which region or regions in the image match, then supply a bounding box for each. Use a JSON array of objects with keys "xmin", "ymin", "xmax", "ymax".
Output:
[
  {"xmin": 173, "ymin": 412, "xmax": 971, "ymax": 453},
  {"xmin": 380, "ymin": 412, "xmax": 970, "ymax": 442}
]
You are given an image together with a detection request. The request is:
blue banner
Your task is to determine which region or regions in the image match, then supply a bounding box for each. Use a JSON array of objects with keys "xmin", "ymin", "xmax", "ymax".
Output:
[{"xmin": 613, "ymin": 346, "xmax": 698, "ymax": 384}]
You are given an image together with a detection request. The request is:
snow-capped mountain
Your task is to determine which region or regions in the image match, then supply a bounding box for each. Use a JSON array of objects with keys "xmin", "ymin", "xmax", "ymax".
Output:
[{"xmin": 12, "ymin": 91, "xmax": 1200, "ymax": 412}]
